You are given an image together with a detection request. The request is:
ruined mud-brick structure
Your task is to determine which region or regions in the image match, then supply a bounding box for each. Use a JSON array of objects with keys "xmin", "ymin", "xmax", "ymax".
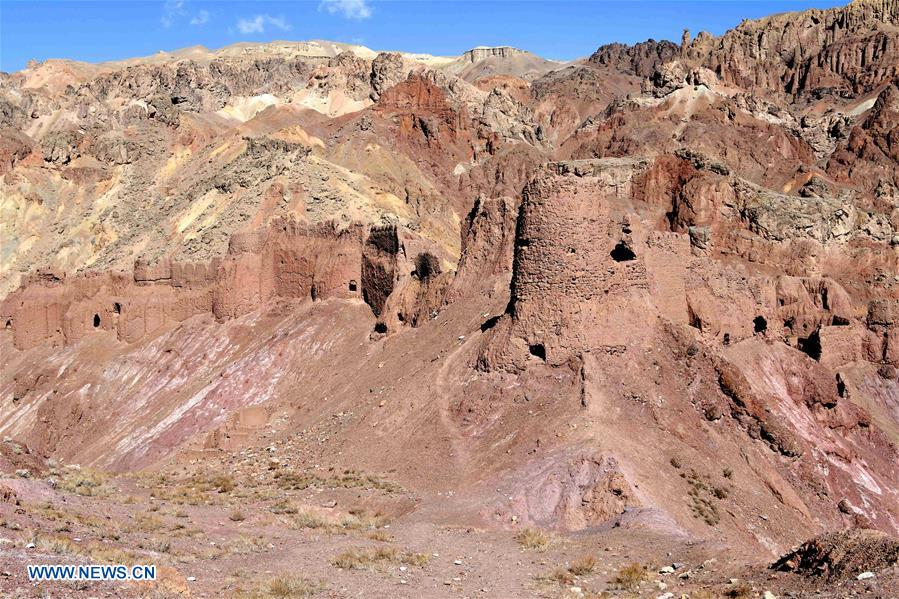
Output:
[{"xmin": 481, "ymin": 158, "xmax": 692, "ymax": 370}]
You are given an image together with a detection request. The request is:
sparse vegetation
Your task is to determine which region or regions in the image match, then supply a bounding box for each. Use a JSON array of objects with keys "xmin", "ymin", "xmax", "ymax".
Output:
[
  {"xmin": 613, "ymin": 562, "xmax": 648, "ymax": 591},
  {"xmin": 86, "ymin": 542, "xmax": 138, "ymax": 565},
  {"xmin": 58, "ymin": 468, "xmax": 109, "ymax": 497},
  {"xmin": 269, "ymin": 500, "xmax": 298, "ymax": 514},
  {"xmin": 289, "ymin": 508, "xmax": 389, "ymax": 535},
  {"xmin": 331, "ymin": 547, "xmax": 429, "ymax": 571},
  {"xmin": 291, "ymin": 510, "xmax": 332, "ymax": 530},
  {"xmin": 229, "ymin": 510, "xmax": 246, "ymax": 522},
  {"xmin": 142, "ymin": 472, "xmax": 238, "ymax": 505},
  {"xmin": 367, "ymin": 530, "xmax": 393, "ymax": 542},
  {"xmin": 213, "ymin": 475, "xmax": 236, "ymax": 493},
  {"xmin": 539, "ymin": 568, "xmax": 575, "ymax": 586},
  {"xmin": 222, "ymin": 534, "xmax": 269, "ymax": 555},
  {"xmin": 684, "ymin": 468, "xmax": 731, "ymax": 526},
  {"xmin": 515, "ymin": 527, "xmax": 550, "ymax": 551},
  {"xmin": 129, "ymin": 514, "xmax": 167, "ymax": 533},
  {"xmin": 34, "ymin": 534, "xmax": 76, "ymax": 555},
  {"xmin": 274, "ymin": 469, "xmax": 402, "ymax": 494},
  {"xmin": 138, "ymin": 537, "xmax": 171, "ymax": 553},
  {"xmin": 267, "ymin": 575, "xmax": 325, "ymax": 598},
  {"xmin": 568, "ymin": 554, "xmax": 598, "ymax": 576},
  {"xmin": 341, "ymin": 509, "xmax": 389, "ymax": 531}
]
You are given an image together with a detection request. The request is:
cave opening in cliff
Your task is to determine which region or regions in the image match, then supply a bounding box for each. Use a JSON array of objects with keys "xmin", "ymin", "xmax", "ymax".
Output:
[
  {"xmin": 374, "ymin": 322, "xmax": 387, "ymax": 334},
  {"xmin": 610, "ymin": 241, "xmax": 636, "ymax": 262},
  {"xmin": 4, "ymin": 319, "xmax": 11, "ymax": 329},
  {"xmin": 723, "ymin": 333, "xmax": 731, "ymax": 346},
  {"xmin": 93, "ymin": 314, "xmax": 101, "ymax": 328},
  {"xmin": 480, "ymin": 315, "xmax": 501, "ymax": 332},
  {"xmin": 529, "ymin": 343, "xmax": 546, "ymax": 361},
  {"xmin": 349, "ymin": 280, "xmax": 357, "ymax": 292},
  {"xmin": 113, "ymin": 302, "xmax": 121, "ymax": 314},
  {"xmin": 414, "ymin": 252, "xmax": 441, "ymax": 281},
  {"xmin": 754, "ymin": 316, "xmax": 767, "ymax": 334},
  {"xmin": 798, "ymin": 330, "xmax": 822, "ymax": 361},
  {"xmin": 836, "ymin": 374, "xmax": 847, "ymax": 398}
]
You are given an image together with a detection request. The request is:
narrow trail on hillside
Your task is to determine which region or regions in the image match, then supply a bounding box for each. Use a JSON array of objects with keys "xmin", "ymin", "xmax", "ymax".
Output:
[{"xmin": 433, "ymin": 332, "xmax": 478, "ymax": 470}]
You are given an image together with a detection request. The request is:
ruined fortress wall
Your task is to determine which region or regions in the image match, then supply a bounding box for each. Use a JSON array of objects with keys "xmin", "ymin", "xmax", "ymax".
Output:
[
  {"xmin": 483, "ymin": 159, "xmax": 656, "ymax": 369},
  {"xmin": 360, "ymin": 225, "xmax": 399, "ymax": 318},
  {"xmin": 2, "ymin": 220, "xmax": 371, "ymax": 350}
]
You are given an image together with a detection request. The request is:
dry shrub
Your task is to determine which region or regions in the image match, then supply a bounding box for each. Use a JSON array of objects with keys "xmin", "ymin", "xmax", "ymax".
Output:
[
  {"xmin": 613, "ymin": 562, "xmax": 647, "ymax": 590},
  {"xmin": 515, "ymin": 528, "xmax": 550, "ymax": 551},
  {"xmin": 367, "ymin": 530, "xmax": 393, "ymax": 542},
  {"xmin": 292, "ymin": 510, "xmax": 332, "ymax": 530},
  {"xmin": 34, "ymin": 535, "xmax": 76, "ymax": 555},
  {"xmin": 331, "ymin": 547, "xmax": 429, "ymax": 571},
  {"xmin": 59, "ymin": 468, "xmax": 109, "ymax": 497},
  {"xmin": 568, "ymin": 554, "xmax": 598, "ymax": 576},
  {"xmin": 86, "ymin": 542, "xmax": 138, "ymax": 565},
  {"xmin": 267, "ymin": 575, "xmax": 325, "ymax": 597}
]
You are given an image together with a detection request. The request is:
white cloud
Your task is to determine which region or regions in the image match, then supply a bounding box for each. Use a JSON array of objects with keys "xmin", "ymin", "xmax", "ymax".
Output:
[
  {"xmin": 319, "ymin": 0, "xmax": 372, "ymax": 20},
  {"xmin": 162, "ymin": 1, "xmax": 208, "ymax": 28},
  {"xmin": 161, "ymin": 0, "xmax": 186, "ymax": 28},
  {"xmin": 236, "ymin": 14, "xmax": 292, "ymax": 35},
  {"xmin": 190, "ymin": 10, "xmax": 209, "ymax": 26}
]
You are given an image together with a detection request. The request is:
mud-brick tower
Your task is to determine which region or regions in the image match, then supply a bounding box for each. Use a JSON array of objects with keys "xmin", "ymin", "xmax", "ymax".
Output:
[{"xmin": 482, "ymin": 158, "xmax": 653, "ymax": 370}]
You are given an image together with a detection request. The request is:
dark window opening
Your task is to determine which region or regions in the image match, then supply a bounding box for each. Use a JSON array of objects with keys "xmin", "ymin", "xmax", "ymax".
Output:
[
  {"xmin": 93, "ymin": 314, "xmax": 101, "ymax": 328},
  {"xmin": 397, "ymin": 312, "xmax": 405, "ymax": 322},
  {"xmin": 832, "ymin": 315, "xmax": 850, "ymax": 326},
  {"xmin": 310, "ymin": 285, "xmax": 318, "ymax": 301},
  {"xmin": 722, "ymin": 333, "xmax": 731, "ymax": 346},
  {"xmin": 113, "ymin": 302, "xmax": 121, "ymax": 314},
  {"xmin": 480, "ymin": 315, "xmax": 501, "ymax": 332},
  {"xmin": 529, "ymin": 343, "xmax": 546, "ymax": 361},
  {"xmin": 374, "ymin": 322, "xmax": 388, "ymax": 334},
  {"xmin": 836, "ymin": 374, "xmax": 847, "ymax": 398},
  {"xmin": 348, "ymin": 280, "xmax": 357, "ymax": 292},
  {"xmin": 688, "ymin": 307, "xmax": 702, "ymax": 331},
  {"xmin": 798, "ymin": 330, "xmax": 822, "ymax": 361},
  {"xmin": 753, "ymin": 316, "xmax": 767, "ymax": 334},
  {"xmin": 610, "ymin": 241, "xmax": 636, "ymax": 262},
  {"xmin": 4, "ymin": 319, "xmax": 11, "ymax": 329}
]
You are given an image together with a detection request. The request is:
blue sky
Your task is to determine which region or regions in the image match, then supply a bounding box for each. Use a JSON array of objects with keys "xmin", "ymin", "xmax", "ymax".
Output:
[{"xmin": 1, "ymin": 1, "xmax": 847, "ymax": 73}]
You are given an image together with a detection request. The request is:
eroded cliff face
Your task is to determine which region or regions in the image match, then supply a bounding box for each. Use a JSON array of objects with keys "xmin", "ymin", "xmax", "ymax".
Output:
[
  {"xmin": 688, "ymin": 0, "xmax": 899, "ymax": 97},
  {"xmin": 1, "ymin": 221, "xmax": 361, "ymax": 349},
  {"xmin": 477, "ymin": 158, "xmax": 899, "ymax": 541},
  {"xmin": 2, "ymin": 0, "xmax": 899, "ymax": 565}
]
